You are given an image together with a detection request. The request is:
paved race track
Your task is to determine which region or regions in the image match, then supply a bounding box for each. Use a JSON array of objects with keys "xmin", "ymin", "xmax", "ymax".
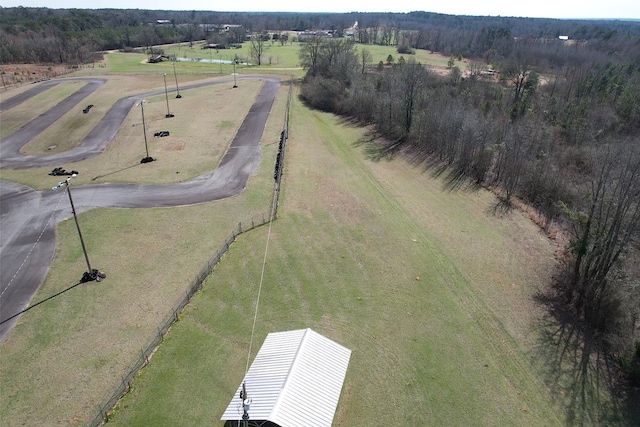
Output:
[{"xmin": 0, "ymin": 76, "xmax": 280, "ymax": 340}]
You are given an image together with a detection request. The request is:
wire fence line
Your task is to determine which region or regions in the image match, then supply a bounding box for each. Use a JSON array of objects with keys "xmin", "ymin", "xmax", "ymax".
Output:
[
  {"xmin": 84, "ymin": 215, "xmax": 270, "ymax": 427},
  {"xmin": 85, "ymin": 80, "xmax": 291, "ymax": 427}
]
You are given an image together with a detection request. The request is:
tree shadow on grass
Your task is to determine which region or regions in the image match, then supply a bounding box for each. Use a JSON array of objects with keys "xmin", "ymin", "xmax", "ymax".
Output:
[
  {"xmin": 353, "ymin": 131, "xmax": 403, "ymax": 163},
  {"xmin": 533, "ymin": 289, "xmax": 640, "ymax": 426},
  {"xmin": 354, "ymin": 132, "xmax": 482, "ymax": 193},
  {"xmin": 488, "ymin": 197, "xmax": 514, "ymax": 218}
]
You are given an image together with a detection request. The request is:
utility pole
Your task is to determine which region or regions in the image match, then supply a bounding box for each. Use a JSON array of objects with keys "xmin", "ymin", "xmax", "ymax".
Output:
[
  {"xmin": 52, "ymin": 175, "xmax": 105, "ymax": 283},
  {"xmin": 172, "ymin": 58, "xmax": 182, "ymax": 98},
  {"xmin": 137, "ymin": 100, "xmax": 154, "ymax": 163},
  {"xmin": 163, "ymin": 73, "xmax": 174, "ymax": 118},
  {"xmin": 233, "ymin": 59, "xmax": 238, "ymax": 88},
  {"xmin": 241, "ymin": 381, "xmax": 250, "ymax": 427}
]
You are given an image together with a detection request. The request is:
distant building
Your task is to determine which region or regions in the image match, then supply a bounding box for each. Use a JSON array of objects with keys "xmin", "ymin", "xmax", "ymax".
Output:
[
  {"xmin": 345, "ymin": 20, "xmax": 358, "ymax": 38},
  {"xmin": 559, "ymin": 35, "xmax": 569, "ymax": 40},
  {"xmin": 222, "ymin": 24, "xmax": 243, "ymax": 32},
  {"xmin": 156, "ymin": 19, "xmax": 171, "ymax": 25}
]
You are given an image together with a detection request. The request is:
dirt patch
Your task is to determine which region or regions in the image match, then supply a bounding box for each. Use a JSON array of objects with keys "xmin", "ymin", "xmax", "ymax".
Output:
[
  {"xmin": 487, "ymin": 184, "xmax": 569, "ymax": 259},
  {"xmin": 162, "ymin": 141, "xmax": 186, "ymax": 151},
  {"xmin": 0, "ymin": 64, "xmax": 76, "ymax": 89}
]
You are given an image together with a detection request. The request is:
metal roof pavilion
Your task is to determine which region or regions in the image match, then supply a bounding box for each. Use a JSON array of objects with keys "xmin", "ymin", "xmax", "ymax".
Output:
[{"xmin": 221, "ymin": 328, "xmax": 352, "ymax": 427}]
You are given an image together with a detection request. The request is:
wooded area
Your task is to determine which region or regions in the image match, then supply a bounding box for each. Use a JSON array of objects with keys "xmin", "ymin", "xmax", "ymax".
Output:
[
  {"xmin": 297, "ymin": 25, "xmax": 640, "ymax": 387},
  {"xmin": 1, "ymin": 3, "xmax": 638, "ymax": 391}
]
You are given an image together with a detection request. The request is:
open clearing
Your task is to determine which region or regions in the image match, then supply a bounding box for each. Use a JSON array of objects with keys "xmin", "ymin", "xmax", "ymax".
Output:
[
  {"xmin": 0, "ymin": 44, "xmax": 624, "ymax": 427},
  {"xmin": 105, "ymin": 88, "xmax": 565, "ymax": 426}
]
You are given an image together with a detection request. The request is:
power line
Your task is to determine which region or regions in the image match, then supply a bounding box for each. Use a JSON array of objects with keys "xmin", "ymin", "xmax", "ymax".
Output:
[
  {"xmin": 242, "ymin": 79, "xmax": 291, "ymax": 424},
  {"xmin": 240, "ymin": 176, "xmax": 279, "ymax": 427},
  {"xmin": 245, "ymin": 194, "xmax": 278, "ymax": 375}
]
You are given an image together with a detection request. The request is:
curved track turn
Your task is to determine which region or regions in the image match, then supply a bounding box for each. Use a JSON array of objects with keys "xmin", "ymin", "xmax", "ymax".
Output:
[{"xmin": 0, "ymin": 76, "xmax": 280, "ymax": 340}]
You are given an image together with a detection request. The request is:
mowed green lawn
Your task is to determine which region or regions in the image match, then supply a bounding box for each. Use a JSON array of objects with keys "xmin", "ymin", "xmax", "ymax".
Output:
[
  {"xmin": 358, "ymin": 42, "xmax": 456, "ymax": 68},
  {"xmin": 162, "ymin": 40, "xmax": 457, "ymax": 71},
  {"xmin": 86, "ymin": 41, "xmax": 452, "ymax": 80},
  {"xmin": 106, "ymin": 88, "xmax": 565, "ymax": 426},
  {"xmin": 77, "ymin": 43, "xmax": 305, "ymax": 78}
]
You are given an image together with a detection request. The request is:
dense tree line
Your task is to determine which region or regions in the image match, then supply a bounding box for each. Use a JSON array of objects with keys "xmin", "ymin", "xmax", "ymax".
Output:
[
  {"xmin": 2, "ymin": 6, "xmax": 640, "ymax": 65},
  {"xmin": 298, "ymin": 35, "xmax": 640, "ymax": 384}
]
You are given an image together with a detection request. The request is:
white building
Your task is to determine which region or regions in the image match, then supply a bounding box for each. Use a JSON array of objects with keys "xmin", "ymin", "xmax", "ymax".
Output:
[{"xmin": 221, "ymin": 328, "xmax": 352, "ymax": 427}]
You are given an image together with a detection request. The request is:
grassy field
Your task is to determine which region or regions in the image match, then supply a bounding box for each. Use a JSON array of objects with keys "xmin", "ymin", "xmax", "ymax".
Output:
[
  {"xmin": 77, "ymin": 41, "xmax": 452, "ymax": 79},
  {"xmin": 358, "ymin": 43, "xmax": 458, "ymax": 68},
  {"xmin": 76, "ymin": 44, "xmax": 305, "ymax": 79},
  {"xmin": 105, "ymin": 87, "xmax": 567, "ymax": 426},
  {"xmin": 0, "ymin": 67, "xmax": 290, "ymax": 426},
  {"xmin": 0, "ymin": 46, "xmax": 629, "ymax": 427},
  {"xmin": 0, "ymin": 75, "xmax": 281, "ymax": 188},
  {"xmin": 163, "ymin": 40, "xmax": 304, "ymax": 70},
  {"xmin": 0, "ymin": 81, "xmax": 86, "ymax": 140},
  {"xmin": 164, "ymin": 40, "xmax": 459, "ymax": 71}
]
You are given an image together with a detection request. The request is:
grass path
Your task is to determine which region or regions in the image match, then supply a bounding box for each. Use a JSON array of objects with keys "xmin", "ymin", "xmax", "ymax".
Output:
[{"xmin": 106, "ymin": 89, "xmax": 564, "ymax": 426}]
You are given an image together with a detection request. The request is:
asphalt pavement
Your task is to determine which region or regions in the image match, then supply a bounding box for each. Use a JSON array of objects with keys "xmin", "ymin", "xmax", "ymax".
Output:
[{"xmin": 0, "ymin": 76, "xmax": 280, "ymax": 340}]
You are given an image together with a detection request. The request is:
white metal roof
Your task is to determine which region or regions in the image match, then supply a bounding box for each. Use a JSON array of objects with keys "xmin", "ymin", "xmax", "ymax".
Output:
[{"xmin": 221, "ymin": 328, "xmax": 352, "ymax": 427}]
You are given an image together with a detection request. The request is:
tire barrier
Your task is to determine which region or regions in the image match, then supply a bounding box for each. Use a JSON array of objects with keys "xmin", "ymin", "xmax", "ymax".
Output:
[
  {"xmin": 274, "ymin": 130, "xmax": 286, "ymax": 182},
  {"xmin": 48, "ymin": 167, "xmax": 79, "ymax": 176}
]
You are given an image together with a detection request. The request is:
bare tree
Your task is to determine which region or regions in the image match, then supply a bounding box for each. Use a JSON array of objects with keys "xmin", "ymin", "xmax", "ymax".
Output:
[
  {"xmin": 249, "ymin": 33, "xmax": 268, "ymax": 65},
  {"xmin": 563, "ymin": 143, "xmax": 640, "ymax": 331},
  {"xmin": 279, "ymin": 32, "xmax": 288, "ymax": 46},
  {"xmin": 500, "ymin": 49, "xmax": 534, "ymax": 104},
  {"xmin": 449, "ymin": 66, "xmax": 462, "ymax": 84},
  {"xmin": 467, "ymin": 61, "xmax": 487, "ymax": 80},
  {"xmin": 381, "ymin": 26, "xmax": 393, "ymax": 46},
  {"xmin": 359, "ymin": 47, "xmax": 372, "ymax": 74},
  {"xmin": 299, "ymin": 35, "xmax": 323, "ymax": 76},
  {"xmin": 396, "ymin": 58, "xmax": 429, "ymax": 135},
  {"xmin": 392, "ymin": 25, "xmax": 401, "ymax": 46}
]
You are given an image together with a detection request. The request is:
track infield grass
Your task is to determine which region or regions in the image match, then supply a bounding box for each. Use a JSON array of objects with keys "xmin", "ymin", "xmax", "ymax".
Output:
[
  {"xmin": 0, "ymin": 78, "xmax": 289, "ymax": 426},
  {"xmin": 105, "ymin": 90, "xmax": 568, "ymax": 426},
  {"xmin": 0, "ymin": 75, "xmax": 285, "ymax": 188}
]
